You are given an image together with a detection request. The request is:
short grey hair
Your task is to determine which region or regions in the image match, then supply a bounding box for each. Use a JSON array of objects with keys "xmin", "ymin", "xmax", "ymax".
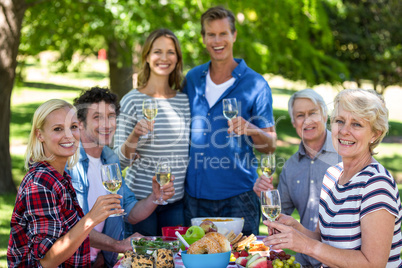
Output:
[
  {"xmin": 288, "ymin": 89, "xmax": 328, "ymax": 124},
  {"xmin": 330, "ymin": 89, "xmax": 388, "ymax": 155}
]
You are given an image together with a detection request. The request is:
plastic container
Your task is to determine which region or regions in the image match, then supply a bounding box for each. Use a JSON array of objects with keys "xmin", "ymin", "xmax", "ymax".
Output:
[
  {"xmin": 181, "ymin": 250, "xmax": 231, "ymax": 268},
  {"xmin": 161, "ymin": 226, "xmax": 189, "ymax": 237},
  {"xmin": 131, "ymin": 236, "xmax": 180, "ymax": 255}
]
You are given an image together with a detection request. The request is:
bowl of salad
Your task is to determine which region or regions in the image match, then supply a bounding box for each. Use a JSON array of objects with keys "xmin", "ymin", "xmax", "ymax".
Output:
[{"xmin": 131, "ymin": 236, "xmax": 180, "ymax": 255}]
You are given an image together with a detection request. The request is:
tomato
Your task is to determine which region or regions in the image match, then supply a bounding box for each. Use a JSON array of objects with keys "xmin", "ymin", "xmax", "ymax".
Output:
[{"xmin": 240, "ymin": 250, "xmax": 249, "ymax": 257}]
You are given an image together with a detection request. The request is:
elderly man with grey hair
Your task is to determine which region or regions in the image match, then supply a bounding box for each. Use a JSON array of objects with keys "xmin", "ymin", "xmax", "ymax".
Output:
[{"xmin": 254, "ymin": 89, "xmax": 340, "ymax": 268}]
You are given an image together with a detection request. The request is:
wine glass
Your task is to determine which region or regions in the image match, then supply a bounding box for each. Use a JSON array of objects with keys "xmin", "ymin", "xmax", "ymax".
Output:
[
  {"xmin": 153, "ymin": 161, "xmax": 171, "ymax": 205},
  {"xmin": 260, "ymin": 190, "xmax": 281, "ymax": 222},
  {"xmin": 101, "ymin": 163, "xmax": 126, "ymax": 217},
  {"xmin": 223, "ymin": 98, "xmax": 240, "ymax": 137},
  {"xmin": 260, "ymin": 154, "xmax": 276, "ymax": 178},
  {"xmin": 142, "ymin": 98, "xmax": 158, "ymax": 138}
]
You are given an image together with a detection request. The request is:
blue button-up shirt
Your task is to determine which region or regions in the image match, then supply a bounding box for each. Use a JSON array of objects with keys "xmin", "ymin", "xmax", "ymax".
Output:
[
  {"xmin": 66, "ymin": 144, "xmax": 137, "ymax": 267},
  {"xmin": 183, "ymin": 59, "xmax": 274, "ymax": 200}
]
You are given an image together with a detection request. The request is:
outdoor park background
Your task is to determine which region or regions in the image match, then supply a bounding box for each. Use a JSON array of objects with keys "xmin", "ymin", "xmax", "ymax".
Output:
[{"xmin": 1, "ymin": 0, "xmax": 401, "ymax": 267}]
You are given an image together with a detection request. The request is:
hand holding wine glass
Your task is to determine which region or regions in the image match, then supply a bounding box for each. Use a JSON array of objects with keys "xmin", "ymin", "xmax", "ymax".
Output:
[
  {"xmin": 260, "ymin": 190, "xmax": 281, "ymax": 222},
  {"xmin": 223, "ymin": 98, "xmax": 240, "ymax": 137},
  {"xmin": 142, "ymin": 98, "xmax": 158, "ymax": 138},
  {"xmin": 101, "ymin": 163, "xmax": 126, "ymax": 217},
  {"xmin": 153, "ymin": 161, "xmax": 171, "ymax": 205}
]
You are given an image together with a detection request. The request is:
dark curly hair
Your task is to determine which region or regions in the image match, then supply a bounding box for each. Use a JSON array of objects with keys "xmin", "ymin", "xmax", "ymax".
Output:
[{"xmin": 74, "ymin": 86, "xmax": 120, "ymax": 124}]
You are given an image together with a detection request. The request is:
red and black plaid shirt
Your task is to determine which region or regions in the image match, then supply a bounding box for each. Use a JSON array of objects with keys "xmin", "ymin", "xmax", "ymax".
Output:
[{"xmin": 7, "ymin": 161, "xmax": 90, "ymax": 267}]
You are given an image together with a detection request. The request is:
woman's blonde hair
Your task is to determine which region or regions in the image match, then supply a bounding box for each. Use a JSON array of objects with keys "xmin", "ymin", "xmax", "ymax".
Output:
[
  {"xmin": 137, "ymin": 28, "xmax": 183, "ymax": 91},
  {"xmin": 25, "ymin": 99, "xmax": 79, "ymax": 170},
  {"xmin": 330, "ymin": 89, "xmax": 389, "ymax": 155}
]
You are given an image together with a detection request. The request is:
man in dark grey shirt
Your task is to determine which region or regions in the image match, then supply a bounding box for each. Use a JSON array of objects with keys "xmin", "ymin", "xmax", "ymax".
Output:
[{"xmin": 254, "ymin": 89, "xmax": 340, "ymax": 268}]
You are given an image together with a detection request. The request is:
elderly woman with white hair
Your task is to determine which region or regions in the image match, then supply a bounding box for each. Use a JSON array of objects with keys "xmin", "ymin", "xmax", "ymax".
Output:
[{"xmin": 264, "ymin": 89, "xmax": 402, "ymax": 267}]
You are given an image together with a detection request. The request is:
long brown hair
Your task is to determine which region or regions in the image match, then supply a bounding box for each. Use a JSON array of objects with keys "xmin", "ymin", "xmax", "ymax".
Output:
[{"xmin": 137, "ymin": 29, "xmax": 183, "ymax": 91}]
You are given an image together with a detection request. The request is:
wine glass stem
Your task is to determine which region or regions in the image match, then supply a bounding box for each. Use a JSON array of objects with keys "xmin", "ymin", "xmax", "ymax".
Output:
[{"xmin": 159, "ymin": 189, "xmax": 164, "ymax": 202}]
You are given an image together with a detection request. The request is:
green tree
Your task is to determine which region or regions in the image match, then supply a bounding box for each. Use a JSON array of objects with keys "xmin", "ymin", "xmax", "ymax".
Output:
[
  {"xmin": 3, "ymin": 0, "xmax": 346, "ymax": 192},
  {"xmin": 227, "ymin": 0, "xmax": 348, "ymax": 85},
  {"xmin": 325, "ymin": 0, "xmax": 402, "ymax": 94},
  {"xmin": 20, "ymin": 0, "xmax": 348, "ymax": 96},
  {"xmin": 0, "ymin": 0, "xmax": 28, "ymax": 194}
]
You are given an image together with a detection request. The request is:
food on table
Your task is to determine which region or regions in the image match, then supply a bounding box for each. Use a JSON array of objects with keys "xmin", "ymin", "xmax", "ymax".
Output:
[
  {"xmin": 247, "ymin": 257, "xmax": 267, "ymax": 268},
  {"xmin": 270, "ymin": 256, "xmax": 301, "ymax": 268},
  {"xmin": 181, "ymin": 225, "xmax": 205, "ymax": 250},
  {"xmin": 230, "ymin": 252, "xmax": 237, "ymax": 262},
  {"xmin": 249, "ymin": 242, "xmax": 269, "ymax": 252},
  {"xmin": 235, "ymin": 256, "xmax": 249, "ymax": 267},
  {"xmin": 199, "ymin": 220, "xmax": 218, "ymax": 233},
  {"xmin": 132, "ymin": 253, "xmax": 154, "ymax": 267},
  {"xmin": 204, "ymin": 232, "xmax": 231, "ymax": 252},
  {"xmin": 236, "ymin": 253, "xmax": 261, "ymax": 267},
  {"xmin": 187, "ymin": 233, "xmax": 231, "ymax": 255},
  {"xmin": 236, "ymin": 251, "xmax": 301, "ymax": 268},
  {"xmin": 187, "ymin": 236, "xmax": 222, "ymax": 254},
  {"xmin": 204, "ymin": 218, "xmax": 234, "ymax": 222},
  {"xmin": 124, "ymin": 250, "xmax": 135, "ymax": 259},
  {"xmin": 184, "ymin": 226, "xmax": 205, "ymax": 240},
  {"xmin": 131, "ymin": 237, "xmax": 179, "ymax": 255},
  {"xmin": 231, "ymin": 233, "xmax": 257, "ymax": 251},
  {"xmin": 191, "ymin": 217, "xmax": 244, "ymax": 236},
  {"xmin": 153, "ymin": 248, "xmax": 174, "ymax": 268},
  {"xmin": 226, "ymin": 230, "xmax": 244, "ymax": 245},
  {"xmin": 120, "ymin": 249, "xmax": 175, "ymax": 268},
  {"xmin": 120, "ymin": 251, "xmax": 134, "ymax": 268}
]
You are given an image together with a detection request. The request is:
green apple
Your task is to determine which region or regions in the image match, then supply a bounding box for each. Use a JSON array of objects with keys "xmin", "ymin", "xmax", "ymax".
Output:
[
  {"xmin": 184, "ymin": 226, "xmax": 205, "ymax": 239},
  {"xmin": 181, "ymin": 226, "xmax": 205, "ymax": 250}
]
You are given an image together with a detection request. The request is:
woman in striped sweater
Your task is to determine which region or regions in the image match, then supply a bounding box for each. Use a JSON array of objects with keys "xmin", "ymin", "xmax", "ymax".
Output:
[
  {"xmin": 114, "ymin": 29, "xmax": 190, "ymax": 236},
  {"xmin": 264, "ymin": 89, "xmax": 402, "ymax": 268}
]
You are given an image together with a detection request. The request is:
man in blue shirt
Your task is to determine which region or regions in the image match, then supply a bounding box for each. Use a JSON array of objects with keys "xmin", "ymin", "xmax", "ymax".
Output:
[
  {"xmin": 254, "ymin": 89, "xmax": 341, "ymax": 267},
  {"xmin": 183, "ymin": 6, "xmax": 277, "ymax": 235},
  {"xmin": 67, "ymin": 87, "xmax": 175, "ymax": 267}
]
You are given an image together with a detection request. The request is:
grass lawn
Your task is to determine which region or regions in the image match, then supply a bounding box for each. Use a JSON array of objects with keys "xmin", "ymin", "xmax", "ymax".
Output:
[{"xmin": 1, "ymin": 58, "xmax": 402, "ymax": 267}]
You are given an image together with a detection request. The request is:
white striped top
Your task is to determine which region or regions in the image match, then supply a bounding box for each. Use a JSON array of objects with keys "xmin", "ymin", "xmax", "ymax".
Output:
[
  {"xmin": 319, "ymin": 162, "xmax": 402, "ymax": 267},
  {"xmin": 114, "ymin": 89, "xmax": 190, "ymax": 202}
]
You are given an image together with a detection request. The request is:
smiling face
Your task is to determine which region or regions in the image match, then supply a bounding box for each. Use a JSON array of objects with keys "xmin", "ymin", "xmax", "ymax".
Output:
[
  {"xmin": 331, "ymin": 105, "xmax": 380, "ymax": 162},
  {"xmin": 202, "ymin": 18, "xmax": 237, "ymax": 63},
  {"xmin": 292, "ymin": 98, "xmax": 327, "ymax": 146},
  {"xmin": 36, "ymin": 107, "xmax": 80, "ymax": 164},
  {"xmin": 79, "ymin": 101, "xmax": 117, "ymax": 148},
  {"xmin": 146, "ymin": 36, "xmax": 178, "ymax": 78}
]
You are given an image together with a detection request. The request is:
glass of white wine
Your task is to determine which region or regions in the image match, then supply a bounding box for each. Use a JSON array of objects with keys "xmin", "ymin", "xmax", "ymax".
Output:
[
  {"xmin": 261, "ymin": 153, "xmax": 276, "ymax": 178},
  {"xmin": 142, "ymin": 98, "xmax": 158, "ymax": 138},
  {"xmin": 101, "ymin": 163, "xmax": 126, "ymax": 217},
  {"xmin": 153, "ymin": 161, "xmax": 171, "ymax": 205},
  {"xmin": 223, "ymin": 98, "xmax": 240, "ymax": 137},
  {"xmin": 260, "ymin": 189, "xmax": 281, "ymax": 222}
]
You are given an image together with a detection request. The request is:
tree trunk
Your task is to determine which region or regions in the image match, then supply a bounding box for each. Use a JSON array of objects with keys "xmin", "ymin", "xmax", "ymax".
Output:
[
  {"xmin": 0, "ymin": 0, "xmax": 27, "ymax": 193},
  {"xmin": 107, "ymin": 40, "xmax": 133, "ymax": 99}
]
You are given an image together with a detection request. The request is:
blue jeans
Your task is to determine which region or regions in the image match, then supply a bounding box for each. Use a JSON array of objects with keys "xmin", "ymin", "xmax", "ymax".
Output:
[
  {"xmin": 124, "ymin": 199, "xmax": 184, "ymax": 237},
  {"xmin": 183, "ymin": 191, "xmax": 261, "ymax": 235}
]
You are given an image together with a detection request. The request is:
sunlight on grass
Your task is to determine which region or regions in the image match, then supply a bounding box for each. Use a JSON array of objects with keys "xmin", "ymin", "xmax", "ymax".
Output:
[{"xmin": 0, "ymin": 194, "xmax": 15, "ymax": 267}]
